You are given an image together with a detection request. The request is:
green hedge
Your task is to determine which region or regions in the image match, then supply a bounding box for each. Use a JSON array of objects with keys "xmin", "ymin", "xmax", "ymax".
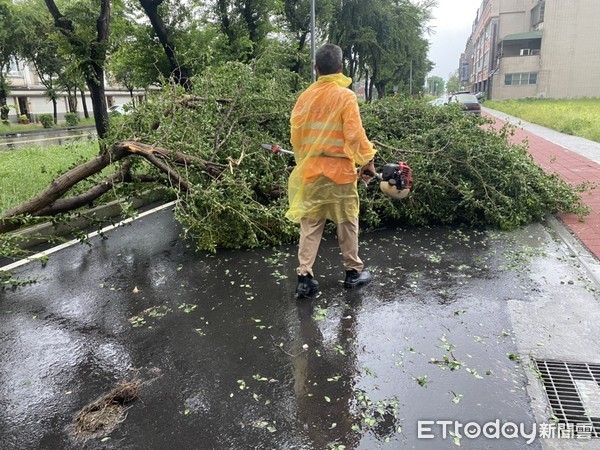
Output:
[
  {"xmin": 39, "ymin": 114, "xmax": 54, "ymax": 128},
  {"xmin": 65, "ymin": 112, "xmax": 79, "ymax": 126}
]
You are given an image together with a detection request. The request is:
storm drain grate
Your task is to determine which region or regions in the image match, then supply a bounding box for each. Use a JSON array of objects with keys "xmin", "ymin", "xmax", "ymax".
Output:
[{"xmin": 534, "ymin": 359, "xmax": 600, "ymax": 438}]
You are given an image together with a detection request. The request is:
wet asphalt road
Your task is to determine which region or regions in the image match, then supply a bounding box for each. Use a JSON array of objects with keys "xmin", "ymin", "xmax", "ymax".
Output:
[
  {"xmin": 0, "ymin": 127, "xmax": 96, "ymax": 150},
  {"xmin": 3, "ymin": 205, "xmax": 591, "ymax": 449}
]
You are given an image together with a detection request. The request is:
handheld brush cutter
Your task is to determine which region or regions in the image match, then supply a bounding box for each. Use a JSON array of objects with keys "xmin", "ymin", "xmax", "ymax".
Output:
[{"xmin": 261, "ymin": 143, "xmax": 412, "ymax": 200}]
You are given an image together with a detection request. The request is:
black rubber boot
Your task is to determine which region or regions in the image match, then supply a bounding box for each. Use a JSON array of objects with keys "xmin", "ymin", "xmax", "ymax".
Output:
[
  {"xmin": 296, "ymin": 274, "xmax": 319, "ymax": 298},
  {"xmin": 344, "ymin": 269, "xmax": 372, "ymax": 289}
]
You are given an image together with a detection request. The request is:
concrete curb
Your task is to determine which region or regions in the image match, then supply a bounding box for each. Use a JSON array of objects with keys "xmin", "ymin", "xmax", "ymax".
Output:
[
  {"xmin": 4, "ymin": 188, "xmax": 170, "ymax": 252},
  {"xmin": 544, "ymin": 214, "xmax": 600, "ymax": 288}
]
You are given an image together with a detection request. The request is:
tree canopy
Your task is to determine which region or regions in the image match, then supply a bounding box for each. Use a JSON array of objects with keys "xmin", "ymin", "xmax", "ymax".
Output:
[
  {"xmin": 426, "ymin": 75, "xmax": 444, "ymax": 96},
  {"xmin": 16, "ymin": 1, "xmax": 67, "ymax": 122},
  {"xmin": 0, "ymin": 0, "xmax": 24, "ymax": 122},
  {"xmin": 446, "ymin": 70, "xmax": 460, "ymax": 93},
  {"xmin": 329, "ymin": 0, "xmax": 434, "ymax": 99}
]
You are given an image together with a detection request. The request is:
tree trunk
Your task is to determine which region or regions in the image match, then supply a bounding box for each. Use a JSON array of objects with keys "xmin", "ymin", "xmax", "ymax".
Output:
[
  {"xmin": 375, "ymin": 81, "xmax": 385, "ymax": 98},
  {"xmin": 345, "ymin": 50, "xmax": 355, "ymax": 82},
  {"xmin": 86, "ymin": 63, "xmax": 109, "ymax": 139},
  {"xmin": 291, "ymin": 31, "xmax": 308, "ymax": 74},
  {"xmin": 2, "ymin": 147, "xmax": 121, "ymax": 225},
  {"xmin": 0, "ymin": 140, "xmax": 225, "ymax": 234},
  {"xmin": 68, "ymin": 88, "xmax": 78, "ymax": 112},
  {"xmin": 80, "ymin": 88, "xmax": 89, "ymax": 119},
  {"xmin": 241, "ymin": 2, "xmax": 258, "ymax": 60},
  {"xmin": 217, "ymin": 0, "xmax": 235, "ymax": 51},
  {"xmin": 139, "ymin": 0, "xmax": 192, "ymax": 91},
  {"xmin": 52, "ymin": 98, "xmax": 58, "ymax": 124},
  {"xmin": 0, "ymin": 75, "xmax": 9, "ymax": 121},
  {"xmin": 368, "ymin": 77, "xmax": 375, "ymax": 103},
  {"xmin": 0, "ymin": 96, "xmax": 8, "ymax": 122},
  {"xmin": 36, "ymin": 161, "xmax": 132, "ymax": 216}
]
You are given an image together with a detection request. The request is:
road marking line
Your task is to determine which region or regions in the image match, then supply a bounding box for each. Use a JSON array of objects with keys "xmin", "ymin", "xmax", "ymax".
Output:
[{"xmin": 1, "ymin": 201, "xmax": 177, "ymax": 272}]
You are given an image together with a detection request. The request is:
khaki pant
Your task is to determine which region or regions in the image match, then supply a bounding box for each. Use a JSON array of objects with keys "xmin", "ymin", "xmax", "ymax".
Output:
[{"xmin": 297, "ymin": 217, "xmax": 363, "ymax": 276}]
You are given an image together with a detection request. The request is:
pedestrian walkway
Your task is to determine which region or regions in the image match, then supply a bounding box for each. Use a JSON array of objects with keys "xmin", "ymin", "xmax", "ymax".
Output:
[{"xmin": 483, "ymin": 107, "xmax": 600, "ymax": 260}]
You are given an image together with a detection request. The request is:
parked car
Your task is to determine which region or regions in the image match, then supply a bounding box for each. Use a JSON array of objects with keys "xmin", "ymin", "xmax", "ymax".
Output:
[
  {"xmin": 427, "ymin": 97, "xmax": 447, "ymax": 106},
  {"xmin": 107, "ymin": 104, "xmax": 131, "ymax": 115},
  {"xmin": 447, "ymin": 93, "xmax": 481, "ymax": 115}
]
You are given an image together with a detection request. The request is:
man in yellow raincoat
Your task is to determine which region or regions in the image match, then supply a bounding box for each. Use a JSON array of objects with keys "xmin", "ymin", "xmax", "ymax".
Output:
[{"xmin": 286, "ymin": 44, "xmax": 377, "ymax": 298}]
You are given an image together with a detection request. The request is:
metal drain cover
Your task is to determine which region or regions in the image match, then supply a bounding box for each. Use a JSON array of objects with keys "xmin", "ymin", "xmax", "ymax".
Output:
[{"xmin": 534, "ymin": 359, "xmax": 600, "ymax": 438}]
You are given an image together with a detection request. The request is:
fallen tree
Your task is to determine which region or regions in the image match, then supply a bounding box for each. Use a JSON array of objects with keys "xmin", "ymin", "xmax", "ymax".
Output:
[
  {"xmin": 0, "ymin": 62, "xmax": 589, "ymax": 254},
  {"xmin": 358, "ymin": 97, "xmax": 590, "ymax": 231}
]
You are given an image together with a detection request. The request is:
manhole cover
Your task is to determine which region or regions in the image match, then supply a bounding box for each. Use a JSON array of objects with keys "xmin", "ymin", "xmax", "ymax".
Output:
[{"xmin": 534, "ymin": 359, "xmax": 600, "ymax": 438}]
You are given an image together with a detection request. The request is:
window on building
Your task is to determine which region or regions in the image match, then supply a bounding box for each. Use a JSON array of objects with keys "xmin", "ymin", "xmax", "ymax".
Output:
[
  {"xmin": 531, "ymin": 1, "xmax": 545, "ymax": 27},
  {"xmin": 529, "ymin": 72, "xmax": 537, "ymax": 84},
  {"xmin": 8, "ymin": 57, "xmax": 22, "ymax": 76},
  {"xmin": 504, "ymin": 72, "xmax": 538, "ymax": 86}
]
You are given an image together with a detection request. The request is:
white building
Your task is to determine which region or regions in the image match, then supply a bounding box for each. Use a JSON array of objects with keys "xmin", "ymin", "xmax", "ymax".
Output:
[
  {"xmin": 463, "ymin": 0, "xmax": 600, "ymax": 100},
  {"xmin": 6, "ymin": 57, "xmax": 144, "ymax": 123}
]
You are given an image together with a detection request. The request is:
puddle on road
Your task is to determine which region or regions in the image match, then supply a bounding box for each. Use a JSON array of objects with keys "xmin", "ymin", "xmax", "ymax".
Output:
[{"xmin": 0, "ymin": 211, "xmax": 554, "ymax": 449}]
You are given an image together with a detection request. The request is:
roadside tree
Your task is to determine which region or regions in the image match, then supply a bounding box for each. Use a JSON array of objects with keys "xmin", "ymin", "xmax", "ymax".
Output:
[
  {"xmin": 329, "ymin": 0, "xmax": 434, "ymax": 100},
  {"xmin": 0, "ymin": 0, "xmax": 24, "ymax": 122},
  {"xmin": 17, "ymin": 1, "xmax": 65, "ymax": 124},
  {"xmin": 279, "ymin": 0, "xmax": 335, "ymax": 77},
  {"xmin": 426, "ymin": 76, "xmax": 444, "ymax": 96},
  {"xmin": 44, "ymin": 0, "xmax": 112, "ymax": 140},
  {"xmin": 446, "ymin": 70, "xmax": 460, "ymax": 93},
  {"xmin": 214, "ymin": 0, "xmax": 278, "ymax": 62}
]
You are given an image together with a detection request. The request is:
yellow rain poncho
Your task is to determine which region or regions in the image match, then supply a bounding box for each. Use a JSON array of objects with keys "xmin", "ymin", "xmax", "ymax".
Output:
[{"xmin": 286, "ymin": 73, "xmax": 376, "ymax": 224}]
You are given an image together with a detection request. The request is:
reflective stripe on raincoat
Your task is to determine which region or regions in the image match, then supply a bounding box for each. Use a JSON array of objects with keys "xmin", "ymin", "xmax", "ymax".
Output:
[{"xmin": 286, "ymin": 73, "xmax": 376, "ymax": 224}]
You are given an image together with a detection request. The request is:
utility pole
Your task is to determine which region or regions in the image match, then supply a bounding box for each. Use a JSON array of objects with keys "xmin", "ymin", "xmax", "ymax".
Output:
[{"xmin": 311, "ymin": 0, "xmax": 316, "ymax": 82}]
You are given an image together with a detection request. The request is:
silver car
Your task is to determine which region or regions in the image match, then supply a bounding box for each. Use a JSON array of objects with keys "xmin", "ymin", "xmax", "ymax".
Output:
[
  {"xmin": 447, "ymin": 93, "xmax": 481, "ymax": 115},
  {"xmin": 427, "ymin": 97, "xmax": 447, "ymax": 106}
]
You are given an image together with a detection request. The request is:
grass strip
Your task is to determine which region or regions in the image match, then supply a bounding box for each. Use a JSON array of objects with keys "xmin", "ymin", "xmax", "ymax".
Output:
[
  {"xmin": 0, "ymin": 141, "xmax": 100, "ymax": 214},
  {"xmin": 485, "ymin": 98, "xmax": 600, "ymax": 143},
  {"xmin": 0, "ymin": 118, "xmax": 96, "ymax": 134}
]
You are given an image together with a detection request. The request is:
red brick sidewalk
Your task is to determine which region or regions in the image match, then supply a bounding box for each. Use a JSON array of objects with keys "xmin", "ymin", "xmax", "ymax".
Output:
[{"xmin": 486, "ymin": 114, "xmax": 600, "ymax": 259}]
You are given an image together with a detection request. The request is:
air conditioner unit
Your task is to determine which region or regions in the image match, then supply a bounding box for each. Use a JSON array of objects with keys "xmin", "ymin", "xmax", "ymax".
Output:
[
  {"xmin": 520, "ymin": 49, "xmax": 531, "ymax": 56},
  {"xmin": 531, "ymin": 49, "xmax": 540, "ymax": 55}
]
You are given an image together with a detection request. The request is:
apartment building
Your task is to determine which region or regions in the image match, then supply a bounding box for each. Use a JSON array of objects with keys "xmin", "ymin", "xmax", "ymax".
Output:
[
  {"xmin": 463, "ymin": 0, "xmax": 600, "ymax": 100},
  {"xmin": 6, "ymin": 57, "xmax": 143, "ymax": 123}
]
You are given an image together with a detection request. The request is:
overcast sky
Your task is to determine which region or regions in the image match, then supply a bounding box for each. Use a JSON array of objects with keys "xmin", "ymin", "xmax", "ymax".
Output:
[{"xmin": 427, "ymin": 0, "xmax": 483, "ymax": 80}]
